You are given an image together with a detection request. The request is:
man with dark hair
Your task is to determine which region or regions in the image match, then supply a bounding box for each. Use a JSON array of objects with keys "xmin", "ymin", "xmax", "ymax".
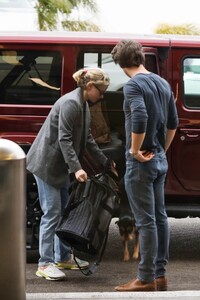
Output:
[{"xmin": 111, "ymin": 40, "xmax": 178, "ymax": 292}]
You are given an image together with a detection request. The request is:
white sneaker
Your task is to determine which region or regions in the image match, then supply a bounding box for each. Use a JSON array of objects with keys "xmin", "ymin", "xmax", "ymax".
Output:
[
  {"xmin": 56, "ymin": 256, "xmax": 89, "ymax": 270},
  {"xmin": 36, "ymin": 263, "xmax": 66, "ymax": 280}
]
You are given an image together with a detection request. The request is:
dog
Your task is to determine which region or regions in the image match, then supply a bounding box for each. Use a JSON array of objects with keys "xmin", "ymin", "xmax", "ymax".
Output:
[{"xmin": 116, "ymin": 178, "xmax": 139, "ymax": 262}]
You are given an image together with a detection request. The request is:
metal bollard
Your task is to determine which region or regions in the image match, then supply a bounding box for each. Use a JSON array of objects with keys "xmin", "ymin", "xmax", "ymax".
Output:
[{"xmin": 0, "ymin": 139, "xmax": 26, "ymax": 300}]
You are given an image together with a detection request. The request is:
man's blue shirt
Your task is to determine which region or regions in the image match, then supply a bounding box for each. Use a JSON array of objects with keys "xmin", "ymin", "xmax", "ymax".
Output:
[{"xmin": 123, "ymin": 73, "xmax": 178, "ymax": 159}]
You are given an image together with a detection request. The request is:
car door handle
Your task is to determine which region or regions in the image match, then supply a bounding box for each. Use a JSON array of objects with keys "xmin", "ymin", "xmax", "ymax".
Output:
[{"xmin": 179, "ymin": 128, "xmax": 200, "ymax": 141}]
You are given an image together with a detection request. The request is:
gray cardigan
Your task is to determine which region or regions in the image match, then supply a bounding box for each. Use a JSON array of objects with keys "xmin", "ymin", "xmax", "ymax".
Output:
[{"xmin": 26, "ymin": 88, "xmax": 107, "ymax": 188}]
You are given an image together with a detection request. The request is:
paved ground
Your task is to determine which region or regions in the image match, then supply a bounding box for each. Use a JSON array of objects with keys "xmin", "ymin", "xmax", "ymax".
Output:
[{"xmin": 25, "ymin": 217, "xmax": 200, "ymax": 299}]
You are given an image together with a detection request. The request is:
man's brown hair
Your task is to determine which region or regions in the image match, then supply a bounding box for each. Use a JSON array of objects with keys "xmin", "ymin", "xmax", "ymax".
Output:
[{"xmin": 111, "ymin": 39, "xmax": 145, "ymax": 68}]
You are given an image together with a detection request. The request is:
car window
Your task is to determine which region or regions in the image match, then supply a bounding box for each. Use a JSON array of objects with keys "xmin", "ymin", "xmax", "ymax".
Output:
[
  {"xmin": 83, "ymin": 52, "xmax": 129, "ymax": 91},
  {"xmin": 83, "ymin": 52, "xmax": 158, "ymax": 91},
  {"xmin": 0, "ymin": 50, "xmax": 62, "ymax": 105},
  {"xmin": 183, "ymin": 57, "xmax": 200, "ymax": 109}
]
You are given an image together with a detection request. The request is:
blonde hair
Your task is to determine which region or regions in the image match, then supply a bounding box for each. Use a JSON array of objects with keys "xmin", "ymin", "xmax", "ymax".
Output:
[{"xmin": 72, "ymin": 68, "xmax": 110, "ymax": 88}]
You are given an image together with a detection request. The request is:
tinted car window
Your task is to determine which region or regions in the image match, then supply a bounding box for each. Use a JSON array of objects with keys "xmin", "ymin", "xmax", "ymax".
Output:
[
  {"xmin": 183, "ymin": 57, "xmax": 200, "ymax": 109},
  {"xmin": 0, "ymin": 50, "xmax": 62, "ymax": 105},
  {"xmin": 83, "ymin": 52, "xmax": 129, "ymax": 91},
  {"xmin": 83, "ymin": 52, "xmax": 158, "ymax": 91}
]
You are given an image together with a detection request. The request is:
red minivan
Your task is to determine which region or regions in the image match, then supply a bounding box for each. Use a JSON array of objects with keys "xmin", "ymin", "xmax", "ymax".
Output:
[{"xmin": 1, "ymin": 31, "xmax": 200, "ymax": 249}]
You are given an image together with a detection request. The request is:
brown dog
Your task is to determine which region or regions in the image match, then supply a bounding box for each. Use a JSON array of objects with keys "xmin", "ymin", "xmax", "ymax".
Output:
[{"xmin": 116, "ymin": 179, "xmax": 139, "ymax": 262}]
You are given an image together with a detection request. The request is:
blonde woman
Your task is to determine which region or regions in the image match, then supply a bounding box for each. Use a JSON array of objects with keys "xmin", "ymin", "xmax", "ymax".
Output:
[{"xmin": 27, "ymin": 68, "xmax": 111, "ymax": 281}]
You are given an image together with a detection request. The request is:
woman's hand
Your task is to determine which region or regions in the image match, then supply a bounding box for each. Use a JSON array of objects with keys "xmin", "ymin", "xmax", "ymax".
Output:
[
  {"xmin": 104, "ymin": 158, "xmax": 118, "ymax": 177},
  {"xmin": 75, "ymin": 169, "xmax": 87, "ymax": 182}
]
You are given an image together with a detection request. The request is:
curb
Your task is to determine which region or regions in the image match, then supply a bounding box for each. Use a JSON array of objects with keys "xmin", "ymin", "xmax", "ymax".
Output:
[{"xmin": 26, "ymin": 291, "xmax": 200, "ymax": 299}]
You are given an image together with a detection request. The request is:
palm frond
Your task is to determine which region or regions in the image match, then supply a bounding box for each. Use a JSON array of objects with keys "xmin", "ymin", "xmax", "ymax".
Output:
[
  {"xmin": 35, "ymin": 0, "xmax": 99, "ymax": 31},
  {"xmin": 155, "ymin": 23, "xmax": 200, "ymax": 35}
]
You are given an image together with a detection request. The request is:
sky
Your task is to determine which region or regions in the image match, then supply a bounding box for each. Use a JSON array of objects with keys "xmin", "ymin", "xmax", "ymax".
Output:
[
  {"xmin": 0, "ymin": 0, "xmax": 200, "ymax": 33},
  {"xmin": 91, "ymin": 0, "xmax": 200, "ymax": 34}
]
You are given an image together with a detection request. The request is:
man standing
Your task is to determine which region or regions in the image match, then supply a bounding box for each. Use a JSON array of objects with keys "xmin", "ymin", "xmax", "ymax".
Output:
[{"xmin": 111, "ymin": 40, "xmax": 178, "ymax": 292}]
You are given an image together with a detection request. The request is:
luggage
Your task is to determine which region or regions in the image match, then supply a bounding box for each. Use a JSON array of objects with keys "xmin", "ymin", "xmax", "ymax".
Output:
[{"xmin": 55, "ymin": 172, "xmax": 120, "ymax": 275}]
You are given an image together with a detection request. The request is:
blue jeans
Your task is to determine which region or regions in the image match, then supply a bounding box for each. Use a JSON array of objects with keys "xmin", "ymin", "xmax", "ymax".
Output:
[
  {"xmin": 34, "ymin": 175, "xmax": 72, "ymax": 266},
  {"xmin": 124, "ymin": 150, "xmax": 169, "ymax": 282}
]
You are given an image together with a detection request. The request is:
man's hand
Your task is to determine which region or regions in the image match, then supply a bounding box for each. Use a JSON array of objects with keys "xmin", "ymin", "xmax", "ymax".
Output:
[{"xmin": 131, "ymin": 150, "xmax": 154, "ymax": 162}]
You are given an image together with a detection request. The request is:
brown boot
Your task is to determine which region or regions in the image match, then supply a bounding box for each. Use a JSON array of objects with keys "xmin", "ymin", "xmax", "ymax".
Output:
[
  {"xmin": 115, "ymin": 278, "xmax": 156, "ymax": 292},
  {"xmin": 156, "ymin": 276, "xmax": 168, "ymax": 291}
]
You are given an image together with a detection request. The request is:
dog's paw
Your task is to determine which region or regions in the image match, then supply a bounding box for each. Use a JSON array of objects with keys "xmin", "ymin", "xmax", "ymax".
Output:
[
  {"xmin": 123, "ymin": 257, "xmax": 130, "ymax": 262},
  {"xmin": 133, "ymin": 251, "xmax": 139, "ymax": 260},
  {"xmin": 123, "ymin": 253, "xmax": 130, "ymax": 262}
]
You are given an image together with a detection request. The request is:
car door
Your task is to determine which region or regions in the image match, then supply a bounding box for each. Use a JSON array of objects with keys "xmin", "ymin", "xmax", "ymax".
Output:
[{"xmin": 171, "ymin": 48, "xmax": 200, "ymax": 192}]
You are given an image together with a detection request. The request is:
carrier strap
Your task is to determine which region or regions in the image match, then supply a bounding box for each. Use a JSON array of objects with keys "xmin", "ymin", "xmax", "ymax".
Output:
[{"xmin": 73, "ymin": 227, "xmax": 109, "ymax": 276}]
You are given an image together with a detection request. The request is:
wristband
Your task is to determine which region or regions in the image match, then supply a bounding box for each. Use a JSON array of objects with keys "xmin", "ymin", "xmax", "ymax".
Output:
[{"xmin": 130, "ymin": 150, "xmax": 139, "ymax": 157}]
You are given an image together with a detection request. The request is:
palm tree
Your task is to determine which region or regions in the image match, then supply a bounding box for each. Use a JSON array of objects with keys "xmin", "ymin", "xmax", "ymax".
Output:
[
  {"xmin": 155, "ymin": 23, "xmax": 200, "ymax": 35},
  {"xmin": 33, "ymin": 0, "xmax": 100, "ymax": 31}
]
